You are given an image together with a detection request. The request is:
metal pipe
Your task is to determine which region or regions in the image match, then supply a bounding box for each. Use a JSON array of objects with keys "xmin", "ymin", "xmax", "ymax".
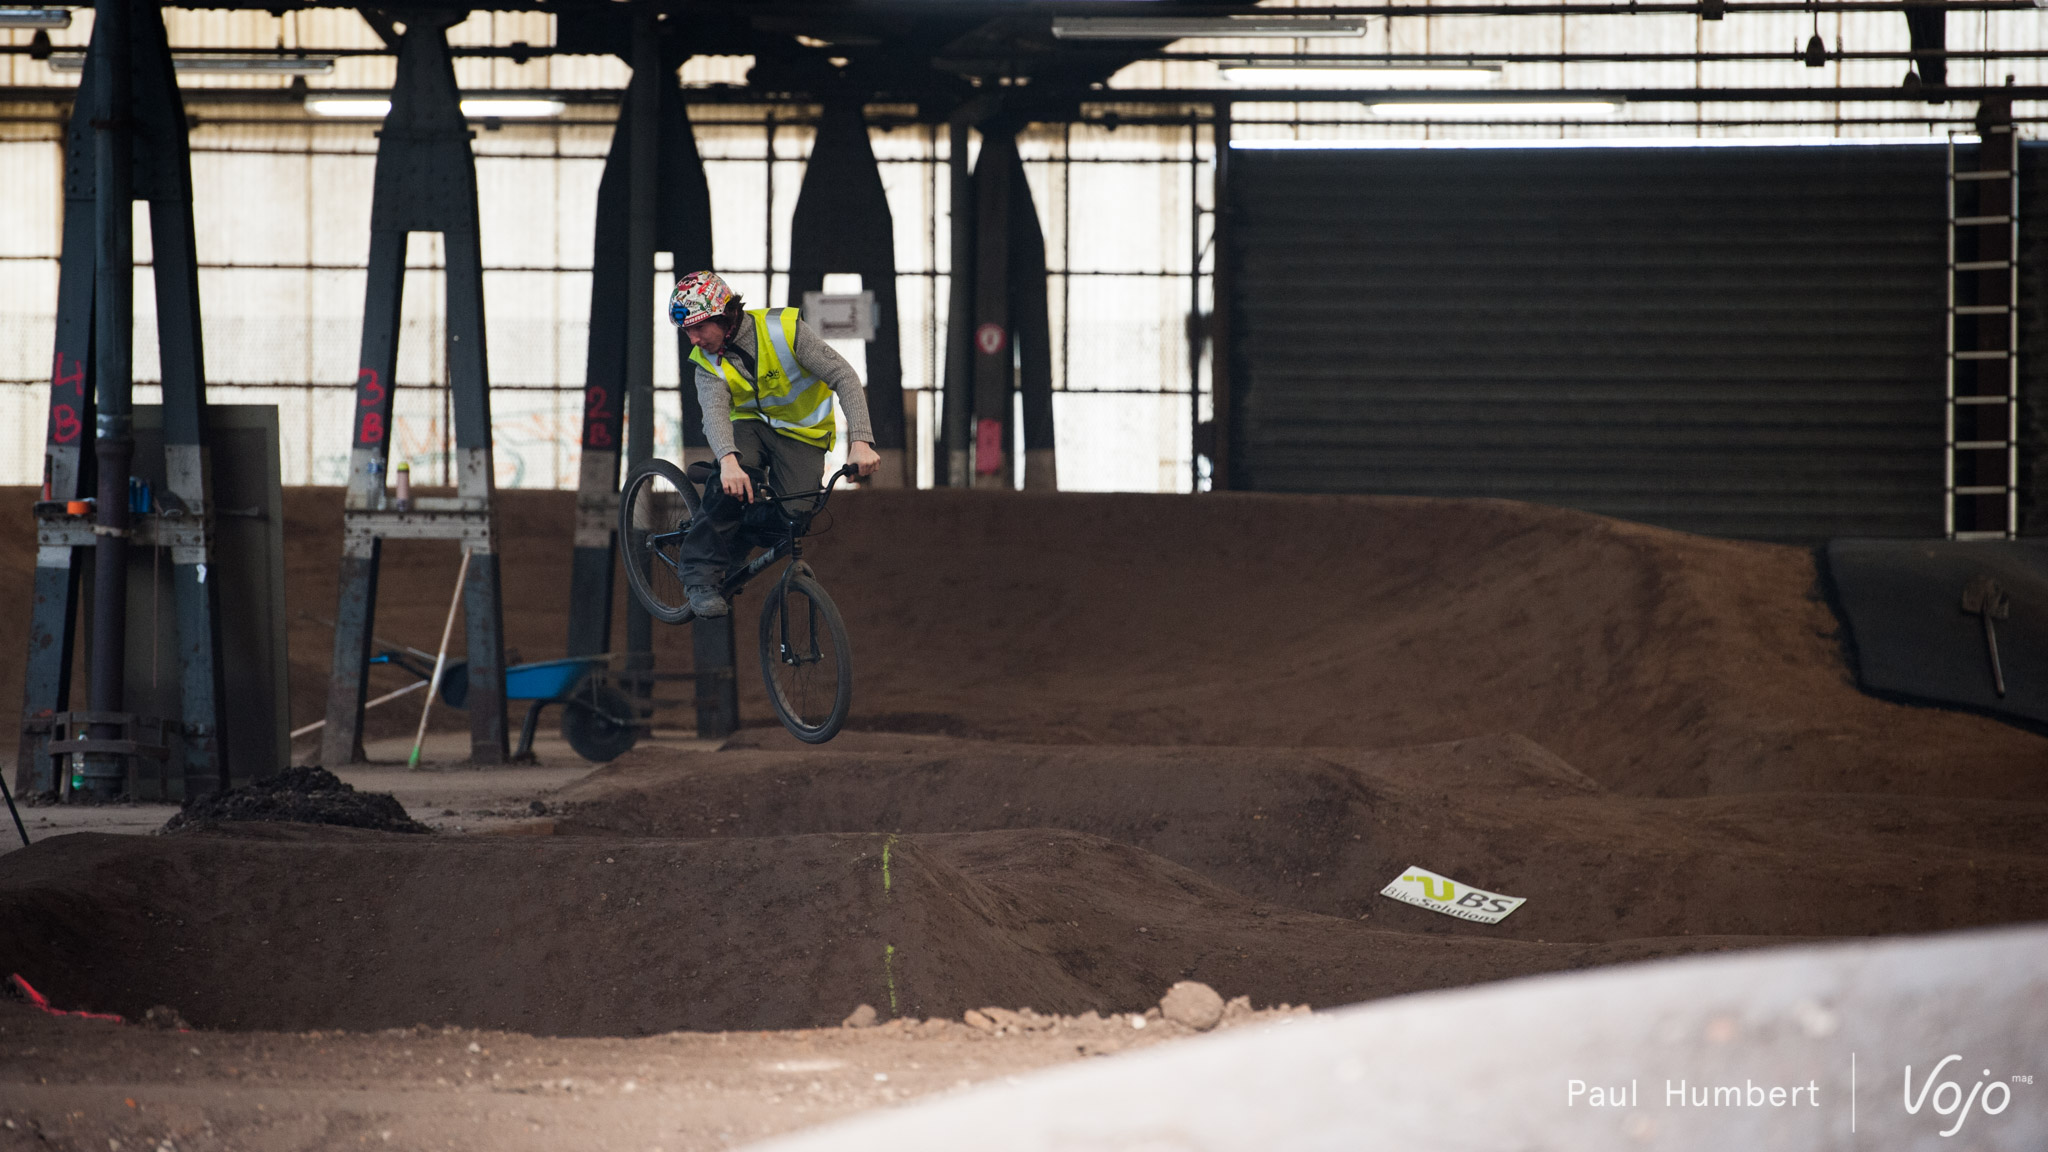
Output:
[
  {"xmin": 1154, "ymin": 48, "xmax": 2048, "ymax": 63},
  {"xmin": 81, "ymin": 0, "xmax": 132, "ymax": 799},
  {"xmin": 1054, "ymin": 0, "xmax": 2039, "ymax": 14},
  {"xmin": 623, "ymin": 3, "xmax": 658, "ymax": 685},
  {"xmin": 1097, "ymin": 85, "xmax": 2048, "ymax": 104}
]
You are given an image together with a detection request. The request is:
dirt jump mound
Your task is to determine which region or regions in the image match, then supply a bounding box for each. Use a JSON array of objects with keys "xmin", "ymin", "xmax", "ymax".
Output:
[
  {"xmin": 555, "ymin": 733, "xmax": 2048, "ymax": 945},
  {"xmin": 0, "ymin": 825, "xmax": 1738, "ymax": 1035}
]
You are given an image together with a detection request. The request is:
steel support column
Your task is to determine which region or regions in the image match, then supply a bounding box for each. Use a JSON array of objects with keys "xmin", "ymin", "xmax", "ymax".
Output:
[
  {"xmin": 140, "ymin": 7, "xmax": 229, "ymax": 796},
  {"xmin": 15, "ymin": 110, "xmax": 97, "ymax": 796},
  {"xmin": 969, "ymin": 126, "xmax": 1015, "ymax": 489},
  {"xmin": 81, "ymin": 0, "xmax": 137, "ymax": 797},
  {"xmin": 1211, "ymin": 103, "xmax": 1237, "ymax": 491},
  {"xmin": 564, "ymin": 12, "xmax": 717, "ymax": 727},
  {"xmin": 17, "ymin": 0, "xmax": 226, "ymax": 798},
  {"xmin": 566, "ymin": 20, "xmax": 711, "ymax": 644},
  {"xmin": 322, "ymin": 11, "xmax": 507, "ymax": 766},
  {"xmin": 788, "ymin": 96, "xmax": 908, "ymax": 484},
  {"xmin": 1010, "ymin": 148, "xmax": 1056, "ymax": 493},
  {"xmin": 942, "ymin": 117, "xmax": 975, "ymax": 488}
]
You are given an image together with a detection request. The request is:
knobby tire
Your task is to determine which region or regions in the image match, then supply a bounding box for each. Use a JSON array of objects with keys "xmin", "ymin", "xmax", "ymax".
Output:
[{"xmin": 759, "ymin": 571, "xmax": 852, "ymax": 743}]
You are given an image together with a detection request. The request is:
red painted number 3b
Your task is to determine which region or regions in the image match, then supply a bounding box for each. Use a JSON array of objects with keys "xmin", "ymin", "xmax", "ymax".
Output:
[{"xmin": 356, "ymin": 368, "xmax": 386, "ymax": 445}]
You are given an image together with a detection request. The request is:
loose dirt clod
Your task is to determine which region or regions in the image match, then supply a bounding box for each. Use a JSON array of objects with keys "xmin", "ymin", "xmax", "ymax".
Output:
[
  {"xmin": 160, "ymin": 767, "xmax": 431, "ymax": 835},
  {"xmin": 1159, "ymin": 981, "xmax": 1225, "ymax": 1031},
  {"xmin": 142, "ymin": 1005, "xmax": 190, "ymax": 1030},
  {"xmin": 842, "ymin": 1004, "xmax": 878, "ymax": 1028}
]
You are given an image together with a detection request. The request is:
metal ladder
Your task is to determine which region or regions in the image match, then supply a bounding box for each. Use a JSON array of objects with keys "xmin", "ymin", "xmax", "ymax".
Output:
[{"xmin": 1945, "ymin": 115, "xmax": 2019, "ymax": 541}]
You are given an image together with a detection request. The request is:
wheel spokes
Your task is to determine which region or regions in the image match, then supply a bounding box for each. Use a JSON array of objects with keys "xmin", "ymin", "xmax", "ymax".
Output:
[
  {"xmin": 769, "ymin": 585, "xmax": 838, "ymax": 728},
  {"xmin": 627, "ymin": 471, "xmax": 693, "ymax": 614}
]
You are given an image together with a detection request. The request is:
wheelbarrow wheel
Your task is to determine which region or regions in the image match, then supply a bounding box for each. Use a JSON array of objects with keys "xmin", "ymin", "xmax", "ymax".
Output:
[{"xmin": 561, "ymin": 684, "xmax": 640, "ymax": 763}]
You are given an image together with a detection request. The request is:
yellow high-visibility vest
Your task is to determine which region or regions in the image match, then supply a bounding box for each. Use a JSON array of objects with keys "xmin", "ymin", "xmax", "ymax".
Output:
[{"xmin": 688, "ymin": 307, "xmax": 837, "ymax": 450}]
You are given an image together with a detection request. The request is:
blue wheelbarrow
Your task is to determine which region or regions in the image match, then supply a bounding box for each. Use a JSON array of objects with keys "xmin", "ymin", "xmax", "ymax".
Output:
[{"xmin": 371, "ymin": 650, "xmax": 641, "ymax": 763}]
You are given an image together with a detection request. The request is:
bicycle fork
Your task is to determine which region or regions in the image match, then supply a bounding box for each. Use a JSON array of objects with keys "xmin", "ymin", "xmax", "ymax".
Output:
[{"xmin": 772, "ymin": 562, "xmax": 824, "ymax": 668}]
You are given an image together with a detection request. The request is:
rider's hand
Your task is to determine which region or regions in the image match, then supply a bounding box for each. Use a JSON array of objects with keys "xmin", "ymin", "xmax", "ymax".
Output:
[
  {"xmin": 719, "ymin": 454, "xmax": 754, "ymax": 503},
  {"xmin": 848, "ymin": 440, "xmax": 881, "ymax": 478}
]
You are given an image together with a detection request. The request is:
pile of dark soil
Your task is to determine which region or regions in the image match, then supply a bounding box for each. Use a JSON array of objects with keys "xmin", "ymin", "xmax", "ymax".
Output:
[{"xmin": 161, "ymin": 767, "xmax": 430, "ymax": 835}]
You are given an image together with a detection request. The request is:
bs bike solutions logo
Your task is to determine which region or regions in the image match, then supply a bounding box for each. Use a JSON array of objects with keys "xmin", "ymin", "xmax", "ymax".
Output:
[{"xmin": 1379, "ymin": 865, "xmax": 1526, "ymax": 924}]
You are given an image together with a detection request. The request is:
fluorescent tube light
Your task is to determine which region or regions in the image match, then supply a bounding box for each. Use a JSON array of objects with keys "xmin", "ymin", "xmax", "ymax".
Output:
[
  {"xmin": 1221, "ymin": 65, "xmax": 1501, "ymax": 86},
  {"xmin": 173, "ymin": 54, "xmax": 334, "ymax": 74},
  {"xmin": 1053, "ymin": 17, "xmax": 1368, "ymax": 39},
  {"xmin": 459, "ymin": 98, "xmax": 566, "ymax": 118},
  {"xmin": 305, "ymin": 97, "xmax": 390, "ymax": 117},
  {"xmin": 47, "ymin": 51, "xmax": 334, "ymax": 73},
  {"xmin": 1371, "ymin": 100, "xmax": 1622, "ymax": 118},
  {"xmin": 0, "ymin": 7, "xmax": 68, "ymax": 28},
  {"xmin": 303, "ymin": 96, "xmax": 567, "ymax": 119}
]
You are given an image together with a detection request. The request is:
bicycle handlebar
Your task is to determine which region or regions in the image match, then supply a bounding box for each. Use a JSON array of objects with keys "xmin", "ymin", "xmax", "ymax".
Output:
[
  {"xmin": 760, "ymin": 461, "xmax": 859, "ymax": 521},
  {"xmin": 813, "ymin": 463, "xmax": 859, "ymax": 518}
]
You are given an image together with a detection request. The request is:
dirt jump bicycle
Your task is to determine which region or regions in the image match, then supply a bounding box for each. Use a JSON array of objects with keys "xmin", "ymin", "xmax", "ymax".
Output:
[{"xmin": 618, "ymin": 458, "xmax": 857, "ymax": 743}]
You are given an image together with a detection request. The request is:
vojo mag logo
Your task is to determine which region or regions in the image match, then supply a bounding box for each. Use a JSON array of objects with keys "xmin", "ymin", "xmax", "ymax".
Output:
[{"xmin": 1902, "ymin": 1054, "xmax": 2030, "ymax": 1138}]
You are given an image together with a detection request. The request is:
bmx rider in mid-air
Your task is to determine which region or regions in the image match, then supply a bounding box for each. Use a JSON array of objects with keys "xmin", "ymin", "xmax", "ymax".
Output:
[{"xmin": 668, "ymin": 270, "xmax": 881, "ymax": 620}]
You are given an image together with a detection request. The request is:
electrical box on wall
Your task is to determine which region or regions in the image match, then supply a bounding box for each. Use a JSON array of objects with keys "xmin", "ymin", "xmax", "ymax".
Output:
[
  {"xmin": 802, "ymin": 291, "xmax": 877, "ymax": 342},
  {"xmin": 126, "ymin": 404, "xmax": 290, "ymax": 795}
]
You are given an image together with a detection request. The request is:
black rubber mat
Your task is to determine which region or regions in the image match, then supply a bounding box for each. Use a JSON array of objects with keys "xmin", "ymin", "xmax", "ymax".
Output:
[{"xmin": 1824, "ymin": 539, "xmax": 2048, "ymax": 726}]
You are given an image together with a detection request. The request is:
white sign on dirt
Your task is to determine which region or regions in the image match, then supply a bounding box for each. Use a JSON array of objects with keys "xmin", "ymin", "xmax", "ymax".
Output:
[{"xmin": 1379, "ymin": 865, "xmax": 1525, "ymax": 924}]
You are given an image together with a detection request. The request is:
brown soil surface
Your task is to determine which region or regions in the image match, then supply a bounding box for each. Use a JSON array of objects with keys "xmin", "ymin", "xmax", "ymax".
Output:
[
  {"xmin": 553, "ymin": 731, "xmax": 2048, "ymax": 944},
  {"xmin": 4, "ymin": 485, "xmax": 2047, "ymax": 1150},
  {"xmin": 0, "ymin": 996, "xmax": 1295, "ymax": 1152},
  {"xmin": 6, "ymin": 486, "xmax": 2044, "ymax": 789},
  {"xmin": 0, "ymin": 822, "xmax": 1740, "ymax": 1037}
]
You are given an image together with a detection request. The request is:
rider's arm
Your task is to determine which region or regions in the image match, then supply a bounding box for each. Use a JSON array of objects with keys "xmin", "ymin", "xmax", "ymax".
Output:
[
  {"xmin": 693, "ymin": 364, "xmax": 741, "ymax": 463},
  {"xmin": 792, "ymin": 319, "xmax": 875, "ymax": 449},
  {"xmin": 695, "ymin": 365, "xmax": 755, "ymax": 500}
]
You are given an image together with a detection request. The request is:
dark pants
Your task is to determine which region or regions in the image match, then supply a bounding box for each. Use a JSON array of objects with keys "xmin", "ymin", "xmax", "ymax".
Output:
[{"xmin": 680, "ymin": 419, "xmax": 826, "ymax": 587}]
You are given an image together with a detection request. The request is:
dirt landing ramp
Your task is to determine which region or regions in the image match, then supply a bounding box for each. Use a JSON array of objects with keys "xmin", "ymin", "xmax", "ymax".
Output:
[
  {"xmin": 748, "ymin": 924, "xmax": 2048, "ymax": 1152},
  {"xmin": 0, "ymin": 826, "xmax": 1744, "ymax": 1035},
  {"xmin": 554, "ymin": 733, "xmax": 2048, "ymax": 945},
  {"xmin": 11, "ymin": 487, "xmax": 2041, "ymax": 793}
]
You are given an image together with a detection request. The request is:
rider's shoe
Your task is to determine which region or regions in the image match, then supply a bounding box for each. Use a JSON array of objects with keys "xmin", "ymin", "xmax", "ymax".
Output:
[{"xmin": 685, "ymin": 585, "xmax": 729, "ymax": 618}]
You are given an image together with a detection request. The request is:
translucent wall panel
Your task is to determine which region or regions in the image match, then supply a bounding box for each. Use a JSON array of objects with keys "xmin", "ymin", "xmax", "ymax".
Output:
[{"xmin": 0, "ymin": 100, "xmax": 1218, "ymax": 493}]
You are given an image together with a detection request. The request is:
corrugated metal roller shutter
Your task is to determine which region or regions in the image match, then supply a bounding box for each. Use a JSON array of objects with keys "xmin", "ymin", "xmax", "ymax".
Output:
[{"xmin": 1229, "ymin": 143, "xmax": 1981, "ymax": 542}]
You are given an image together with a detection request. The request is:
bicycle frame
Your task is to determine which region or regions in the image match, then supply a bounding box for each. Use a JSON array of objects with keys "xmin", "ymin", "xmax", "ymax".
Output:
[{"xmin": 636, "ymin": 462, "xmax": 859, "ymax": 609}]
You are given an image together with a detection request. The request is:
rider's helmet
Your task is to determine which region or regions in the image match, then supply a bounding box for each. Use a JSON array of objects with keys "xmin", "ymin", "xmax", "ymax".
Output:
[{"xmin": 669, "ymin": 270, "xmax": 736, "ymax": 328}]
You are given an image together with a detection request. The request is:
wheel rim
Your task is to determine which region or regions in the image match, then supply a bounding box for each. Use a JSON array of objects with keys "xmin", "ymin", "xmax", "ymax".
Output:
[
  {"xmin": 625, "ymin": 469, "xmax": 693, "ymax": 617},
  {"xmin": 764, "ymin": 581, "xmax": 844, "ymax": 735}
]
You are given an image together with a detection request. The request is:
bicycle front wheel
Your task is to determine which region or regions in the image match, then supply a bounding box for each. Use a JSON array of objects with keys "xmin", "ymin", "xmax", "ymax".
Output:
[
  {"xmin": 619, "ymin": 458, "xmax": 699, "ymax": 625},
  {"xmin": 758, "ymin": 571, "xmax": 852, "ymax": 743}
]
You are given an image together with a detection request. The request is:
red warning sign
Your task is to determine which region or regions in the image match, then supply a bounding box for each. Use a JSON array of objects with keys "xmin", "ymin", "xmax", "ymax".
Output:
[{"xmin": 974, "ymin": 322, "xmax": 1007, "ymax": 356}]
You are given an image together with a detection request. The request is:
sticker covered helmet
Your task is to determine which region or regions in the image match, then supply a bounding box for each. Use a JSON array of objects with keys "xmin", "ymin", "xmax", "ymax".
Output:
[{"xmin": 669, "ymin": 270, "xmax": 735, "ymax": 327}]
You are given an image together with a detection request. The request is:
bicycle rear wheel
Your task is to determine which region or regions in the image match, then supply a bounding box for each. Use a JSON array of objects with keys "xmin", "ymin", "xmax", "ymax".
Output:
[
  {"xmin": 619, "ymin": 458, "xmax": 699, "ymax": 625},
  {"xmin": 758, "ymin": 571, "xmax": 852, "ymax": 743}
]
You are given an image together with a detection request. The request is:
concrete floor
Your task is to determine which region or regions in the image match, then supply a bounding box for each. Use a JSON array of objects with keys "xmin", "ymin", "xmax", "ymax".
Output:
[{"xmin": 0, "ymin": 729, "xmax": 719, "ymax": 854}]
